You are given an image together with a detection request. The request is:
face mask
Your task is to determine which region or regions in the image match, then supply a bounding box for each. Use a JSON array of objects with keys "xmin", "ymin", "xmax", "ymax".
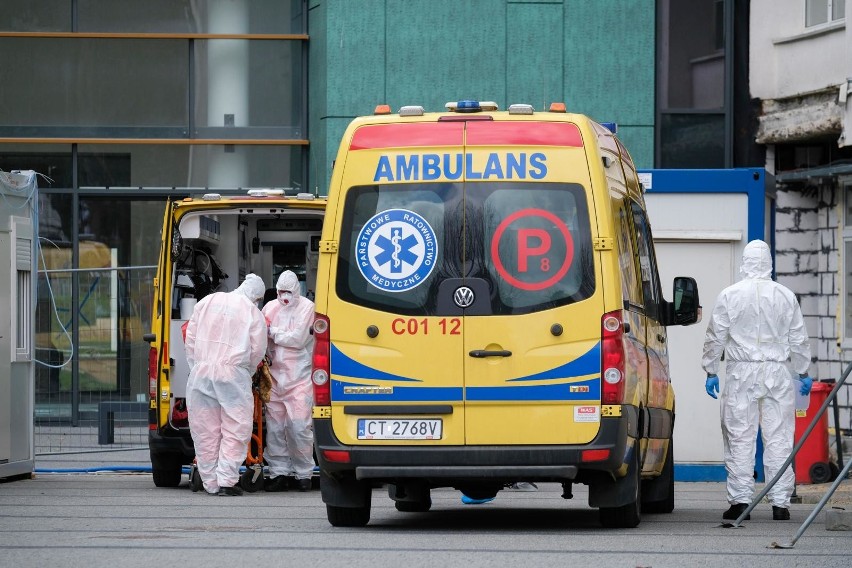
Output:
[{"xmin": 277, "ymin": 290, "xmax": 293, "ymax": 306}]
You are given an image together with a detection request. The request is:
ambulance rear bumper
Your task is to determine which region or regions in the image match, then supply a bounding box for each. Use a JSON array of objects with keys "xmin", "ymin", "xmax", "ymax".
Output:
[{"xmin": 314, "ymin": 407, "xmax": 635, "ymax": 483}]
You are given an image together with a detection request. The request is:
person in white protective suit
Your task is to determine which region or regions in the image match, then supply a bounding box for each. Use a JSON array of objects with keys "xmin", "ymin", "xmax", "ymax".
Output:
[
  {"xmin": 702, "ymin": 240, "xmax": 813, "ymax": 521},
  {"xmin": 262, "ymin": 270, "xmax": 316, "ymax": 492},
  {"xmin": 185, "ymin": 273, "xmax": 268, "ymax": 496}
]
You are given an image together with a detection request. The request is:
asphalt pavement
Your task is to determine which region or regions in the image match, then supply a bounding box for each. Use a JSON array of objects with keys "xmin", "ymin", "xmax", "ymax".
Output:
[{"xmin": 1, "ymin": 465, "xmax": 850, "ymax": 568}]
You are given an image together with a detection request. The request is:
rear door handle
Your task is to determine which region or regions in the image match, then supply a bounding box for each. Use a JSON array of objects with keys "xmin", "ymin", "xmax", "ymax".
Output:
[{"xmin": 469, "ymin": 350, "xmax": 512, "ymax": 358}]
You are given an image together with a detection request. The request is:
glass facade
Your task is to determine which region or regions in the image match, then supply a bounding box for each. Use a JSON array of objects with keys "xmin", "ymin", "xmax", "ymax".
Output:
[
  {"xmin": 0, "ymin": 0, "xmax": 305, "ymax": 34},
  {"xmin": 656, "ymin": 0, "xmax": 730, "ymax": 168},
  {"xmin": 0, "ymin": 1, "xmax": 308, "ymax": 426}
]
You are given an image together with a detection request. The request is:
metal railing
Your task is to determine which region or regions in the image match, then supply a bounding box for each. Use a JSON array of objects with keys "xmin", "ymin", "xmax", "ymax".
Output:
[
  {"xmin": 34, "ymin": 265, "xmax": 155, "ymax": 458},
  {"xmin": 721, "ymin": 359, "xmax": 852, "ymax": 548}
]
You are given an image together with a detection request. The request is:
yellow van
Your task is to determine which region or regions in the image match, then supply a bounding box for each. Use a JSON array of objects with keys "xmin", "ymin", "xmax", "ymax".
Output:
[
  {"xmin": 144, "ymin": 190, "xmax": 326, "ymax": 489},
  {"xmin": 311, "ymin": 100, "xmax": 701, "ymax": 527}
]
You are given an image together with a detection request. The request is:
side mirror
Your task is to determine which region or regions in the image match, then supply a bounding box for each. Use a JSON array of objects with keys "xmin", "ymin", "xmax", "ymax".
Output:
[{"xmin": 672, "ymin": 276, "xmax": 701, "ymax": 326}]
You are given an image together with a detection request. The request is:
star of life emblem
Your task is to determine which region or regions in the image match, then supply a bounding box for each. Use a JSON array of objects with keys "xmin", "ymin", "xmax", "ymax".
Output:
[{"xmin": 356, "ymin": 208, "xmax": 438, "ymax": 293}]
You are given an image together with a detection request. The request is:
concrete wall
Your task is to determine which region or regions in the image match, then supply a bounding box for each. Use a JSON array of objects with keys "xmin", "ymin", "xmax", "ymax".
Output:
[
  {"xmin": 750, "ymin": 0, "xmax": 848, "ymax": 100},
  {"xmin": 775, "ymin": 184, "xmax": 851, "ymax": 427},
  {"xmin": 308, "ymin": 0, "xmax": 656, "ymax": 195}
]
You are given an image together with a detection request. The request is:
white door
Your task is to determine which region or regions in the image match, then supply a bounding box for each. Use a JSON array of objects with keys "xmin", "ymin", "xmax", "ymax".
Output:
[{"xmin": 655, "ymin": 239, "xmax": 737, "ymax": 463}]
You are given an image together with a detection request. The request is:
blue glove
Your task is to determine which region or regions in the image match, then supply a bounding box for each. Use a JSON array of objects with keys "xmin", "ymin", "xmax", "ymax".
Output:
[
  {"xmin": 705, "ymin": 375, "xmax": 719, "ymax": 399},
  {"xmin": 799, "ymin": 376, "xmax": 813, "ymax": 396}
]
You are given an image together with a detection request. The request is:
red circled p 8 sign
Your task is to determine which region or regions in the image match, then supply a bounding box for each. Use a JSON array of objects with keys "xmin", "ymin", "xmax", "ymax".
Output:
[{"xmin": 490, "ymin": 208, "xmax": 574, "ymax": 291}]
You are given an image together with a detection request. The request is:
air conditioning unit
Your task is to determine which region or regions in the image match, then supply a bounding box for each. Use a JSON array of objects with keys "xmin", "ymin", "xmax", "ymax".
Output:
[{"xmin": 181, "ymin": 214, "xmax": 220, "ymax": 244}]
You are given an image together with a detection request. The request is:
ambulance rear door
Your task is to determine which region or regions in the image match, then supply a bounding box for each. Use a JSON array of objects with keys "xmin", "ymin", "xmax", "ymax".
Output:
[
  {"xmin": 326, "ymin": 121, "xmax": 469, "ymax": 447},
  {"xmin": 458, "ymin": 120, "xmax": 605, "ymax": 445}
]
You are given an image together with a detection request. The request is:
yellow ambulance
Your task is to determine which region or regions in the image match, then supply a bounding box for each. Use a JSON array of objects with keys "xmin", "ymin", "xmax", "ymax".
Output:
[
  {"xmin": 311, "ymin": 100, "xmax": 700, "ymax": 527},
  {"xmin": 144, "ymin": 190, "xmax": 326, "ymax": 490}
]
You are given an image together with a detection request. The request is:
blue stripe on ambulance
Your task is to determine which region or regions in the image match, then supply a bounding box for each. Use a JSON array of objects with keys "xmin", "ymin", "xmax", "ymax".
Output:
[
  {"xmin": 330, "ymin": 342, "xmax": 602, "ymax": 404},
  {"xmin": 331, "ymin": 343, "xmax": 421, "ymax": 382},
  {"xmin": 506, "ymin": 342, "xmax": 600, "ymax": 382},
  {"xmin": 464, "ymin": 378, "xmax": 600, "ymax": 401}
]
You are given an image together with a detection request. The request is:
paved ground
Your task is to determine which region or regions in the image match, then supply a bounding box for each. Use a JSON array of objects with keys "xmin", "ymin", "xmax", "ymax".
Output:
[{"xmin": 1, "ymin": 467, "xmax": 851, "ymax": 568}]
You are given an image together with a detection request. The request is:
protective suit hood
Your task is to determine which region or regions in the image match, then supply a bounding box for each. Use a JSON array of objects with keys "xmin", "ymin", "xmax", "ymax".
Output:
[
  {"xmin": 234, "ymin": 273, "xmax": 266, "ymax": 302},
  {"xmin": 740, "ymin": 240, "xmax": 772, "ymax": 280},
  {"xmin": 276, "ymin": 270, "xmax": 301, "ymax": 307}
]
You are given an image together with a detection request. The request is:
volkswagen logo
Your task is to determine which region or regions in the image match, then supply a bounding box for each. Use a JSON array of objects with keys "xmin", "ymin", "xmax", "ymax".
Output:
[{"xmin": 453, "ymin": 286, "xmax": 475, "ymax": 308}]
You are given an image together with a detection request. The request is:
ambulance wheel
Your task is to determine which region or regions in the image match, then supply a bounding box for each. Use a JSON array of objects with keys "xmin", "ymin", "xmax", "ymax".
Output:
[
  {"xmin": 327, "ymin": 504, "xmax": 370, "ymax": 527},
  {"xmin": 322, "ymin": 470, "xmax": 371, "ymax": 527},
  {"xmin": 599, "ymin": 448, "xmax": 642, "ymax": 528},
  {"xmin": 151, "ymin": 453, "xmax": 183, "ymax": 488},
  {"xmin": 190, "ymin": 468, "xmax": 203, "ymax": 492},
  {"xmin": 240, "ymin": 469, "xmax": 265, "ymax": 493}
]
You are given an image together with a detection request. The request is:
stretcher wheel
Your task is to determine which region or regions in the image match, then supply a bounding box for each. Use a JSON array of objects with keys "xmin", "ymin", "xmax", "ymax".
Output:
[
  {"xmin": 240, "ymin": 468, "xmax": 265, "ymax": 493},
  {"xmin": 189, "ymin": 467, "xmax": 203, "ymax": 493}
]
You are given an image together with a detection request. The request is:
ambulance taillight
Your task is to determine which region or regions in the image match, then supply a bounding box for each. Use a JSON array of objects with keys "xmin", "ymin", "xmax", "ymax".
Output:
[
  {"xmin": 312, "ymin": 314, "xmax": 331, "ymax": 405},
  {"xmin": 601, "ymin": 311, "xmax": 626, "ymax": 404}
]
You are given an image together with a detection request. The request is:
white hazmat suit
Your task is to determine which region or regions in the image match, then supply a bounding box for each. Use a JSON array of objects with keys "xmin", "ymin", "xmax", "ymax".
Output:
[
  {"xmin": 702, "ymin": 240, "xmax": 811, "ymax": 512},
  {"xmin": 185, "ymin": 274, "xmax": 267, "ymax": 495},
  {"xmin": 262, "ymin": 270, "xmax": 316, "ymax": 488}
]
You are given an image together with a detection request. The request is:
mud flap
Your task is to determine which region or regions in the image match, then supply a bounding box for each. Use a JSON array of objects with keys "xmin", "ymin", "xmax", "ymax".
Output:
[
  {"xmin": 588, "ymin": 446, "xmax": 639, "ymax": 508},
  {"xmin": 320, "ymin": 469, "xmax": 371, "ymax": 508}
]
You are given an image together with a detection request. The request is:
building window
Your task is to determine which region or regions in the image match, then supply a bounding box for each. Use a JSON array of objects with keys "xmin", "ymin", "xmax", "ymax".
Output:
[
  {"xmin": 656, "ymin": 0, "xmax": 730, "ymax": 168},
  {"xmin": 806, "ymin": 0, "xmax": 845, "ymax": 27}
]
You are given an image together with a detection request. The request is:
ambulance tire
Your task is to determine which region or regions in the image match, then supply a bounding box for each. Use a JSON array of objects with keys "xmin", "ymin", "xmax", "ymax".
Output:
[
  {"xmin": 151, "ymin": 453, "xmax": 183, "ymax": 488},
  {"xmin": 327, "ymin": 504, "xmax": 371, "ymax": 527},
  {"xmin": 641, "ymin": 441, "xmax": 675, "ymax": 514},
  {"xmin": 322, "ymin": 470, "xmax": 371, "ymax": 527},
  {"xmin": 599, "ymin": 448, "xmax": 641, "ymax": 528}
]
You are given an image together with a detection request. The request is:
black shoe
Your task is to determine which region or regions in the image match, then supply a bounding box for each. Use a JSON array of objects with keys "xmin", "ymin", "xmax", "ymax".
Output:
[
  {"xmin": 264, "ymin": 476, "xmax": 290, "ymax": 492},
  {"xmin": 217, "ymin": 485, "xmax": 243, "ymax": 496},
  {"xmin": 772, "ymin": 506, "xmax": 790, "ymax": 520},
  {"xmin": 297, "ymin": 478, "xmax": 312, "ymax": 492},
  {"xmin": 722, "ymin": 503, "xmax": 751, "ymax": 520}
]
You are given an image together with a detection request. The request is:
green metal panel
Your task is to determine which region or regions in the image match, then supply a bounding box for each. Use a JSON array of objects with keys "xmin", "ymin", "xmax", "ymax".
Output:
[
  {"xmin": 309, "ymin": 0, "xmax": 387, "ymax": 195},
  {"xmin": 325, "ymin": 0, "xmax": 386, "ymax": 114},
  {"xmin": 563, "ymin": 0, "xmax": 655, "ymax": 127},
  {"xmin": 507, "ymin": 2, "xmax": 563, "ymax": 110},
  {"xmin": 308, "ymin": 0, "xmax": 657, "ymax": 189},
  {"xmin": 385, "ymin": 0, "xmax": 506, "ymax": 110}
]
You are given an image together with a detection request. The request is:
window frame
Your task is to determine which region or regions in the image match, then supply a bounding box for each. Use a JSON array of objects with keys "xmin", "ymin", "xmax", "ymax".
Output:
[
  {"xmin": 841, "ymin": 178, "xmax": 852, "ymax": 350},
  {"xmin": 805, "ymin": 0, "xmax": 846, "ymax": 28}
]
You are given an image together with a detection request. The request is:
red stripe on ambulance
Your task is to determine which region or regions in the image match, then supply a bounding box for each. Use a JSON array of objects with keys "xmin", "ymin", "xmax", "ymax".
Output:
[
  {"xmin": 466, "ymin": 122, "xmax": 583, "ymax": 147},
  {"xmin": 350, "ymin": 123, "xmax": 465, "ymax": 150}
]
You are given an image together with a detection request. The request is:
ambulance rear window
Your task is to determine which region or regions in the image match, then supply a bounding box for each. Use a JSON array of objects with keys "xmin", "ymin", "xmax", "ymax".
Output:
[{"xmin": 337, "ymin": 182, "xmax": 593, "ymax": 316}]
